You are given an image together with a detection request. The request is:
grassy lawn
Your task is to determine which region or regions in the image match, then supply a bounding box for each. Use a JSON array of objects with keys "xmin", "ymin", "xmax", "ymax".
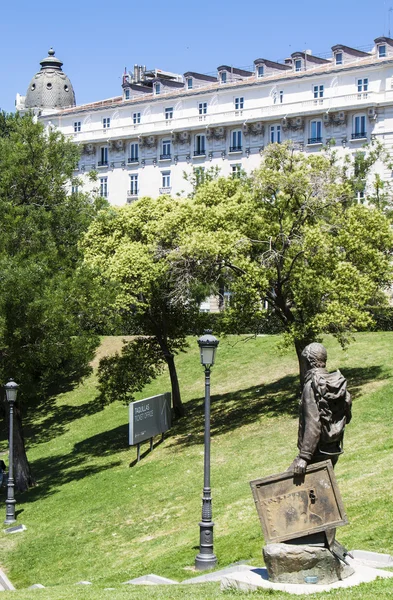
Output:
[{"xmin": 0, "ymin": 332, "xmax": 392, "ymax": 599}]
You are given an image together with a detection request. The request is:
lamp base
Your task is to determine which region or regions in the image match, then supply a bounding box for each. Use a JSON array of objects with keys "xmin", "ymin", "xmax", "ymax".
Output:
[{"xmin": 195, "ymin": 551, "xmax": 217, "ymax": 571}]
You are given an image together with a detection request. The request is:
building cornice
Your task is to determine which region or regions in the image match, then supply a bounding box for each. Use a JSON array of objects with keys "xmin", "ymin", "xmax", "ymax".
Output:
[{"xmin": 43, "ymin": 57, "xmax": 393, "ymax": 119}]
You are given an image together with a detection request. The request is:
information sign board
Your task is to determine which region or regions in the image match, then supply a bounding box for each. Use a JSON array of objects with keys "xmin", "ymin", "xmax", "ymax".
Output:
[{"xmin": 129, "ymin": 393, "xmax": 171, "ymax": 446}]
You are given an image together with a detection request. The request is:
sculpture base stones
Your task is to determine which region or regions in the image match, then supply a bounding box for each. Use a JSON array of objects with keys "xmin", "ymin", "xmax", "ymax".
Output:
[{"xmin": 263, "ymin": 543, "xmax": 354, "ymax": 585}]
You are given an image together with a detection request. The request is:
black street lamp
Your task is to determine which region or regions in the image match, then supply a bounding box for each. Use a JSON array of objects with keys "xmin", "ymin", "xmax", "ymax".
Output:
[
  {"xmin": 195, "ymin": 330, "xmax": 219, "ymax": 571},
  {"xmin": 4, "ymin": 379, "xmax": 18, "ymax": 525}
]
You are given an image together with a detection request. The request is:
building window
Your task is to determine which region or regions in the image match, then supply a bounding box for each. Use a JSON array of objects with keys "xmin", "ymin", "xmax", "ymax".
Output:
[
  {"xmin": 99, "ymin": 146, "xmax": 108, "ymax": 166},
  {"xmin": 100, "ymin": 177, "xmax": 108, "ymax": 198},
  {"xmin": 165, "ymin": 107, "xmax": 173, "ymax": 120},
  {"xmin": 309, "ymin": 120, "xmax": 322, "ymax": 144},
  {"xmin": 231, "ymin": 164, "xmax": 241, "ymax": 178},
  {"xmin": 161, "ymin": 171, "xmax": 171, "ymax": 189},
  {"xmin": 194, "ymin": 134, "xmax": 206, "ymax": 156},
  {"xmin": 73, "ymin": 121, "xmax": 81, "ymax": 133},
  {"xmin": 221, "ymin": 72, "xmax": 227, "ymax": 83},
  {"xmin": 128, "ymin": 143, "xmax": 139, "ymax": 163},
  {"xmin": 187, "ymin": 77, "xmax": 193, "ymax": 89},
  {"xmin": 352, "ymin": 115, "xmax": 367, "ymax": 139},
  {"xmin": 270, "ymin": 125, "xmax": 281, "ymax": 144},
  {"xmin": 161, "ymin": 140, "xmax": 171, "ymax": 159},
  {"xmin": 154, "ymin": 82, "xmax": 161, "ymax": 95},
  {"xmin": 71, "ymin": 185, "xmax": 79, "ymax": 194},
  {"xmin": 198, "ymin": 102, "xmax": 207, "ymax": 115},
  {"xmin": 103, "ymin": 117, "xmax": 111, "ymax": 129},
  {"xmin": 133, "ymin": 112, "xmax": 141, "ymax": 124},
  {"xmin": 357, "ymin": 78, "xmax": 368, "ymax": 93},
  {"xmin": 257, "ymin": 65, "xmax": 264, "ymax": 78},
  {"xmin": 356, "ymin": 189, "xmax": 365, "ymax": 202},
  {"xmin": 230, "ymin": 130, "xmax": 242, "ymax": 152},
  {"xmin": 378, "ymin": 44, "xmax": 387, "ymax": 58},
  {"xmin": 279, "ymin": 90, "xmax": 284, "ymax": 104},
  {"xmin": 335, "ymin": 52, "xmax": 343, "ymax": 65},
  {"xmin": 129, "ymin": 174, "xmax": 138, "ymax": 195},
  {"xmin": 235, "ymin": 97, "xmax": 244, "ymax": 110},
  {"xmin": 313, "ymin": 85, "xmax": 324, "ymax": 98},
  {"xmin": 125, "ymin": 89, "xmax": 130, "ymax": 100},
  {"xmin": 295, "ymin": 59, "xmax": 302, "ymax": 72}
]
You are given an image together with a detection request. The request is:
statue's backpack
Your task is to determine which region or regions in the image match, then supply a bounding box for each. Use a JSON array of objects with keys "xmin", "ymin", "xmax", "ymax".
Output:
[{"xmin": 312, "ymin": 370, "xmax": 352, "ymax": 453}]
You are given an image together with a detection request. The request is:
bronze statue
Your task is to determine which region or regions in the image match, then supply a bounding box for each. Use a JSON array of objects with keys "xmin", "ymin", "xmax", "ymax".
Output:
[
  {"xmin": 289, "ymin": 343, "xmax": 352, "ymax": 475},
  {"xmin": 250, "ymin": 343, "xmax": 354, "ymax": 584}
]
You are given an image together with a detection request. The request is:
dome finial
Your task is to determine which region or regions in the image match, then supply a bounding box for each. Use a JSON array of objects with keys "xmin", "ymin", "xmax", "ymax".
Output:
[{"xmin": 48, "ymin": 48, "xmax": 55, "ymax": 56}]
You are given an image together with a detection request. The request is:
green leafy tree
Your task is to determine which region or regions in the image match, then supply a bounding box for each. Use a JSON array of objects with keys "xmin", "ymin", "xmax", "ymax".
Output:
[
  {"xmin": 96, "ymin": 337, "xmax": 165, "ymax": 405},
  {"xmin": 169, "ymin": 143, "xmax": 393, "ymax": 382},
  {"xmin": 82, "ymin": 196, "xmax": 208, "ymax": 418},
  {"xmin": 0, "ymin": 113, "xmax": 105, "ymax": 491}
]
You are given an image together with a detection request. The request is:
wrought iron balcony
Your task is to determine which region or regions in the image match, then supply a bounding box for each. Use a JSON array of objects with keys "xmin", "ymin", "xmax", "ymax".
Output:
[
  {"xmin": 97, "ymin": 161, "xmax": 108, "ymax": 167},
  {"xmin": 159, "ymin": 187, "xmax": 172, "ymax": 195},
  {"xmin": 308, "ymin": 137, "xmax": 323, "ymax": 144},
  {"xmin": 127, "ymin": 190, "xmax": 138, "ymax": 197},
  {"xmin": 229, "ymin": 146, "xmax": 242, "ymax": 153},
  {"xmin": 128, "ymin": 157, "xmax": 139, "ymax": 164},
  {"xmin": 351, "ymin": 132, "xmax": 367, "ymax": 140},
  {"xmin": 194, "ymin": 150, "xmax": 206, "ymax": 156},
  {"xmin": 160, "ymin": 154, "xmax": 171, "ymax": 160}
]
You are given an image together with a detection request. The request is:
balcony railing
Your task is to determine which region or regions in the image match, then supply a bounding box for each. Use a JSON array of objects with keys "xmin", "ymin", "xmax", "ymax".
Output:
[
  {"xmin": 194, "ymin": 150, "xmax": 206, "ymax": 156},
  {"xmin": 160, "ymin": 154, "xmax": 171, "ymax": 160},
  {"xmin": 97, "ymin": 161, "xmax": 108, "ymax": 167},
  {"xmin": 127, "ymin": 190, "xmax": 138, "ymax": 199},
  {"xmin": 351, "ymin": 132, "xmax": 367, "ymax": 140},
  {"xmin": 159, "ymin": 187, "xmax": 172, "ymax": 195},
  {"xmin": 128, "ymin": 157, "xmax": 139, "ymax": 164},
  {"xmin": 229, "ymin": 146, "xmax": 242, "ymax": 153},
  {"xmin": 308, "ymin": 137, "xmax": 323, "ymax": 144}
]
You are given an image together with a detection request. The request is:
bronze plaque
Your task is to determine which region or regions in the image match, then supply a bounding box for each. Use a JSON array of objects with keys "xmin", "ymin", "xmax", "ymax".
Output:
[{"xmin": 250, "ymin": 460, "xmax": 348, "ymax": 543}]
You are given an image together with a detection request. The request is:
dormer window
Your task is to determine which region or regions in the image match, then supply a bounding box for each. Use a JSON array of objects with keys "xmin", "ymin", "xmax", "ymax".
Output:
[
  {"xmin": 154, "ymin": 82, "xmax": 161, "ymax": 95},
  {"xmin": 378, "ymin": 44, "xmax": 387, "ymax": 58},
  {"xmin": 125, "ymin": 89, "xmax": 130, "ymax": 100},
  {"xmin": 335, "ymin": 52, "xmax": 343, "ymax": 65},
  {"xmin": 295, "ymin": 59, "xmax": 302, "ymax": 72},
  {"xmin": 257, "ymin": 65, "xmax": 264, "ymax": 78},
  {"xmin": 187, "ymin": 77, "xmax": 193, "ymax": 89},
  {"xmin": 221, "ymin": 72, "xmax": 227, "ymax": 83}
]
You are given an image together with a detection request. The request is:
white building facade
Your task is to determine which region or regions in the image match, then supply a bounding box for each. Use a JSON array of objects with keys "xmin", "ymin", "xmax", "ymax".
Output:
[{"xmin": 16, "ymin": 37, "xmax": 393, "ymax": 203}]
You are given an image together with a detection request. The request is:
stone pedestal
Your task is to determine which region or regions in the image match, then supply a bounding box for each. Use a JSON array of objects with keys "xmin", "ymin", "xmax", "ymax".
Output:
[{"xmin": 263, "ymin": 543, "xmax": 354, "ymax": 585}]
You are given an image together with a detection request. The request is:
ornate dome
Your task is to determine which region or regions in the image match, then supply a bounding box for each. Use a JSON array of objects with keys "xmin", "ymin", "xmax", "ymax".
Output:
[{"xmin": 25, "ymin": 48, "xmax": 76, "ymax": 110}]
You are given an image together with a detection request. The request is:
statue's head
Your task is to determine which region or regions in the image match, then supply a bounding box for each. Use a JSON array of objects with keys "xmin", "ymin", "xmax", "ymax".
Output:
[{"xmin": 301, "ymin": 343, "xmax": 327, "ymax": 369}]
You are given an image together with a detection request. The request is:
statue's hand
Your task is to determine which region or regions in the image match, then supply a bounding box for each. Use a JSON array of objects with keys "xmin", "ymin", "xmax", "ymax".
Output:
[{"xmin": 292, "ymin": 457, "xmax": 308, "ymax": 474}]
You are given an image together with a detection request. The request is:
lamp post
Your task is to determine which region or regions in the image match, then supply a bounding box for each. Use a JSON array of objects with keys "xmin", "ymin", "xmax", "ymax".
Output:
[
  {"xmin": 195, "ymin": 330, "xmax": 219, "ymax": 571},
  {"xmin": 4, "ymin": 379, "xmax": 18, "ymax": 525}
]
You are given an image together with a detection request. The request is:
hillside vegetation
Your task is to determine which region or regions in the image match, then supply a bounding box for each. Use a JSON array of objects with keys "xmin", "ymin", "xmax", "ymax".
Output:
[{"xmin": 0, "ymin": 332, "xmax": 393, "ymax": 599}]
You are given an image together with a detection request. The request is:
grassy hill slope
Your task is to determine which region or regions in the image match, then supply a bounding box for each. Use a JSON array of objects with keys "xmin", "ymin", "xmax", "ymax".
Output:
[{"xmin": 0, "ymin": 333, "xmax": 393, "ymax": 599}]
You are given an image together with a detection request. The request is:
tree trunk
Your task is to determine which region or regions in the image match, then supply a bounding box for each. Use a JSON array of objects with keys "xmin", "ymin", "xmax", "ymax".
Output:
[
  {"xmin": 165, "ymin": 353, "xmax": 185, "ymax": 419},
  {"xmin": 153, "ymin": 329, "xmax": 185, "ymax": 419},
  {"xmin": 6, "ymin": 402, "xmax": 35, "ymax": 492}
]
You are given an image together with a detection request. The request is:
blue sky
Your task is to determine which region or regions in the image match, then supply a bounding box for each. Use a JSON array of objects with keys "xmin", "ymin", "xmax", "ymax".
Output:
[{"xmin": 0, "ymin": 0, "xmax": 391, "ymax": 112}]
